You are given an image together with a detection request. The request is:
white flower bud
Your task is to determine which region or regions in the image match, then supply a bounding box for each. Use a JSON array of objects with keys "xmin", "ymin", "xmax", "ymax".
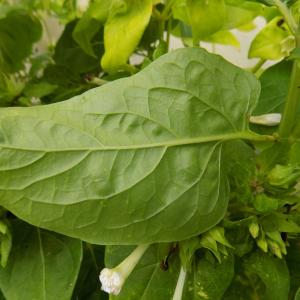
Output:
[
  {"xmin": 250, "ymin": 113, "xmax": 282, "ymax": 126},
  {"xmin": 99, "ymin": 268, "xmax": 124, "ymax": 295}
]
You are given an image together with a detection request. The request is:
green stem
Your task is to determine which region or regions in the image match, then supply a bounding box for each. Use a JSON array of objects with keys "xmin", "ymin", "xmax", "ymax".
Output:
[
  {"xmin": 279, "ymin": 60, "xmax": 300, "ymax": 138},
  {"xmin": 172, "ymin": 267, "xmax": 187, "ymax": 300},
  {"xmin": 166, "ymin": 18, "xmax": 172, "ymax": 51},
  {"xmin": 274, "ymin": 0, "xmax": 297, "ymax": 34},
  {"xmin": 251, "ymin": 59, "xmax": 266, "ymax": 76},
  {"xmin": 161, "ymin": 0, "xmax": 176, "ymax": 20}
]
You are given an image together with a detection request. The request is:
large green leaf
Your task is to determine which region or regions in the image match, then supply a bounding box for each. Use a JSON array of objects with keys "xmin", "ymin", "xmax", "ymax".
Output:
[
  {"xmin": 101, "ymin": 0, "xmax": 152, "ymax": 73},
  {"xmin": 0, "ymin": 48, "xmax": 260, "ymax": 244},
  {"xmin": 0, "ymin": 221, "xmax": 82, "ymax": 300}
]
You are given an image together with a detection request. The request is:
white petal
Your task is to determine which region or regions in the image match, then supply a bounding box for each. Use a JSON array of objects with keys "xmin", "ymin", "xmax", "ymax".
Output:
[
  {"xmin": 99, "ymin": 268, "xmax": 124, "ymax": 295},
  {"xmin": 250, "ymin": 113, "xmax": 281, "ymax": 126}
]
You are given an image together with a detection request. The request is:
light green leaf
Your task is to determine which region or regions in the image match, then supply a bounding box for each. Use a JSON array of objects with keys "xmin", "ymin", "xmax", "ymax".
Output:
[
  {"xmin": 182, "ymin": 255, "xmax": 235, "ymax": 300},
  {"xmin": 223, "ymin": 1, "xmax": 264, "ymax": 30},
  {"xmin": 204, "ymin": 30, "xmax": 240, "ymax": 47},
  {"xmin": 187, "ymin": 0, "xmax": 226, "ymax": 42},
  {"xmin": 243, "ymin": 252, "xmax": 290, "ymax": 300},
  {"xmin": 0, "ymin": 48, "xmax": 260, "ymax": 244},
  {"xmin": 101, "ymin": 0, "xmax": 152, "ymax": 73},
  {"xmin": 0, "ymin": 221, "xmax": 82, "ymax": 300},
  {"xmin": 249, "ymin": 17, "xmax": 295, "ymax": 60}
]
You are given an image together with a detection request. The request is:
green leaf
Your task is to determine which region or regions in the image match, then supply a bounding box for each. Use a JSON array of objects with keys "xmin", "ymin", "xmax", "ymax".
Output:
[
  {"xmin": 204, "ymin": 30, "xmax": 240, "ymax": 47},
  {"xmin": 249, "ymin": 17, "xmax": 295, "ymax": 60},
  {"xmin": 101, "ymin": 0, "xmax": 152, "ymax": 73},
  {"xmin": 23, "ymin": 82, "xmax": 58, "ymax": 98},
  {"xmin": 0, "ymin": 48, "xmax": 260, "ymax": 244},
  {"xmin": 182, "ymin": 255, "xmax": 234, "ymax": 300},
  {"xmin": 186, "ymin": 0, "xmax": 226, "ymax": 42},
  {"xmin": 285, "ymin": 240, "xmax": 300, "ymax": 298},
  {"xmin": 106, "ymin": 244, "xmax": 180, "ymax": 300},
  {"xmin": 254, "ymin": 60, "xmax": 292, "ymax": 115},
  {"xmin": 72, "ymin": 0, "xmax": 110, "ymax": 57},
  {"xmin": 252, "ymin": 194, "xmax": 278, "ymax": 213},
  {"xmin": 223, "ymin": 1, "xmax": 264, "ymax": 30},
  {"xmin": 72, "ymin": 243, "xmax": 107, "ymax": 300},
  {"xmin": 295, "ymin": 288, "xmax": 300, "ymax": 300},
  {"xmin": 0, "ymin": 9, "xmax": 42, "ymax": 73},
  {"xmin": 243, "ymin": 252, "xmax": 290, "ymax": 300},
  {"xmin": 54, "ymin": 19, "xmax": 103, "ymax": 75},
  {"xmin": 0, "ymin": 221, "xmax": 82, "ymax": 300}
]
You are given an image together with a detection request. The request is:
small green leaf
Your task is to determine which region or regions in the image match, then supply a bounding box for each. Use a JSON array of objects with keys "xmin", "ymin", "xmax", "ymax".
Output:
[
  {"xmin": 252, "ymin": 194, "xmax": 278, "ymax": 213},
  {"xmin": 179, "ymin": 237, "xmax": 200, "ymax": 270},
  {"xmin": 254, "ymin": 60, "xmax": 292, "ymax": 115},
  {"xmin": 0, "ymin": 9, "xmax": 42, "ymax": 73},
  {"xmin": 268, "ymin": 164, "xmax": 300, "ymax": 188},
  {"xmin": 204, "ymin": 30, "xmax": 239, "ymax": 47},
  {"xmin": 72, "ymin": 0, "xmax": 110, "ymax": 57},
  {"xmin": 187, "ymin": 0, "xmax": 226, "ymax": 42},
  {"xmin": 101, "ymin": 0, "xmax": 152, "ymax": 73},
  {"xmin": 223, "ymin": 1, "xmax": 264, "ymax": 30},
  {"xmin": 0, "ymin": 221, "xmax": 82, "ymax": 300},
  {"xmin": 249, "ymin": 17, "xmax": 295, "ymax": 60}
]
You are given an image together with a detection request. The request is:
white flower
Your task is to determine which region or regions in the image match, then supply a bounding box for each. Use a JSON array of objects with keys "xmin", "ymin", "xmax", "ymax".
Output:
[
  {"xmin": 99, "ymin": 244, "xmax": 149, "ymax": 295},
  {"xmin": 249, "ymin": 113, "xmax": 282, "ymax": 126},
  {"xmin": 99, "ymin": 268, "xmax": 124, "ymax": 295}
]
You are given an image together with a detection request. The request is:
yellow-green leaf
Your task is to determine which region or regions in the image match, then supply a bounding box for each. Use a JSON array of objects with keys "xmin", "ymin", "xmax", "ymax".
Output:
[
  {"xmin": 187, "ymin": 0, "xmax": 226, "ymax": 42},
  {"xmin": 249, "ymin": 17, "xmax": 295, "ymax": 60},
  {"xmin": 101, "ymin": 0, "xmax": 152, "ymax": 73},
  {"xmin": 204, "ymin": 30, "xmax": 240, "ymax": 47}
]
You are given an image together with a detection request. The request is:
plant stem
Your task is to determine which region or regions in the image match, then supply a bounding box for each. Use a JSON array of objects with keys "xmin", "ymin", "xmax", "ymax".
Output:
[
  {"xmin": 161, "ymin": 0, "xmax": 176, "ymax": 20},
  {"xmin": 166, "ymin": 18, "xmax": 172, "ymax": 51},
  {"xmin": 279, "ymin": 60, "xmax": 300, "ymax": 138},
  {"xmin": 251, "ymin": 59, "xmax": 266, "ymax": 76},
  {"xmin": 172, "ymin": 267, "xmax": 187, "ymax": 300},
  {"xmin": 274, "ymin": 0, "xmax": 297, "ymax": 34}
]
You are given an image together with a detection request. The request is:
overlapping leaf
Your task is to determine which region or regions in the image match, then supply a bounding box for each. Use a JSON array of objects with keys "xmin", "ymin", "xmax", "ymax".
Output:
[
  {"xmin": 0, "ymin": 221, "xmax": 82, "ymax": 300},
  {"xmin": 0, "ymin": 48, "xmax": 259, "ymax": 244}
]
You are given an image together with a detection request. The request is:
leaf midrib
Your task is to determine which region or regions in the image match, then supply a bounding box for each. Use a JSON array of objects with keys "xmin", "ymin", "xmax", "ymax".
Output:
[{"xmin": 0, "ymin": 131, "xmax": 253, "ymax": 152}]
